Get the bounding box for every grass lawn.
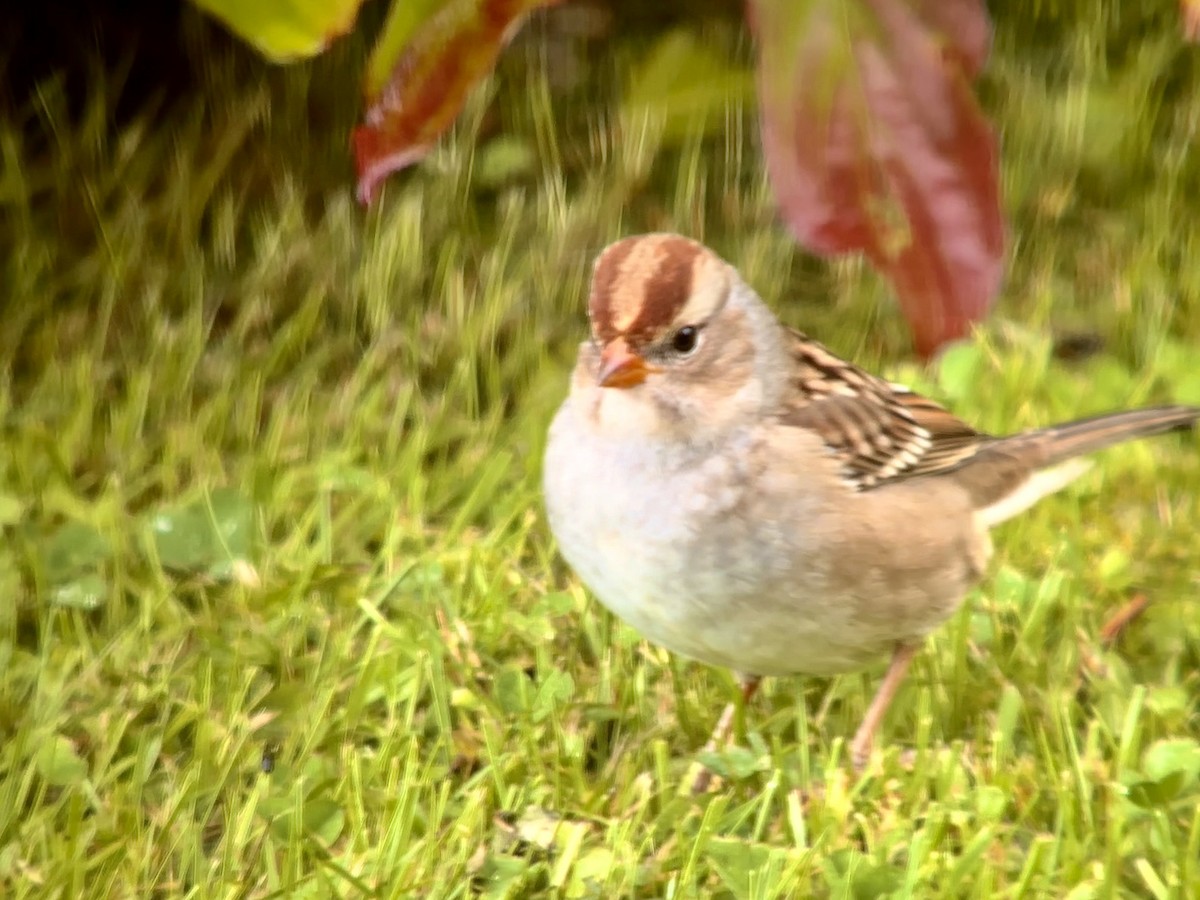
[2,5,1199,897]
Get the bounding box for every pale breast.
[543,393,987,677]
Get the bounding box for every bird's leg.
[687,674,761,794]
[702,673,762,751]
[849,642,918,772]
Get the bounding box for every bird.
[542,232,1199,772]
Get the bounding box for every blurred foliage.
[2,0,1198,343]
[191,0,365,62]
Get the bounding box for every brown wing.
[777,330,989,491]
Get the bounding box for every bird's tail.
[972,405,1199,528]
[1020,405,1200,466]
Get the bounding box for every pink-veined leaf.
[354,0,560,205]
[364,0,445,97]
[191,0,365,63]
[752,0,1004,358]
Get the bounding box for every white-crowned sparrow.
[543,232,1199,771]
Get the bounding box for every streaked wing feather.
[778,330,988,490]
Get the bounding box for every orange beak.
[598,338,657,389]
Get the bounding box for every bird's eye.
[671,326,699,355]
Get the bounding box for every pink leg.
[689,674,762,793]
[849,643,919,771]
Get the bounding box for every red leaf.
[353,0,558,205]
[910,0,991,75]
[753,0,1004,358]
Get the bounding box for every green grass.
[2,5,1200,897]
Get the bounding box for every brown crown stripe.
[588,234,705,345]
[625,237,700,343]
[588,238,640,341]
